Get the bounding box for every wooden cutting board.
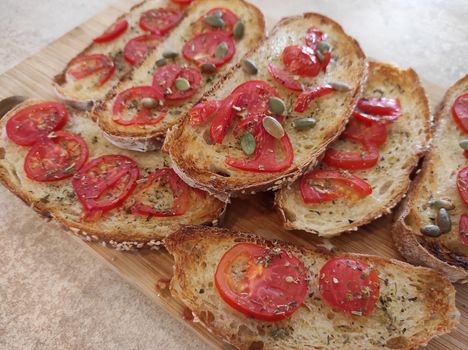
[0,0,465,349]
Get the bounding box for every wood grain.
[0,0,465,349]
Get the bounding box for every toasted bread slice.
[393,75,468,283]
[165,13,367,201]
[54,0,180,110]
[276,62,431,237]
[0,99,225,250]
[165,226,459,350]
[93,0,265,151]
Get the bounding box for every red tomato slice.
[452,93,468,133]
[72,155,139,219]
[300,169,372,204]
[323,142,380,170]
[24,131,88,182]
[194,8,239,35]
[66,54,115,86]
[188,100,221,125]
[305,27,326,49]
[182,32,235,67]
[171,0,192,5]
[139,8,183,36]
[459,214,468,247]
[283,45,321,77]
[319,257,380,316]
[152,64,202,101]
[209,81,279,144]
[354,98,401,124]
[294,85,335,113]
[214,243,308,321]
[124,34,160,65]
[267,64,302,92]
[457,166,468,205]
[342,117,388,147]
[6,102,68,146]
[131,168,189,217]
[225,114,294,173]
[93,19,128,43]
[112,86,166,126]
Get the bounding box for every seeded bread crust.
[0,99,226,250]
[276,62,431,237]
[53,0,175,111]
[165,225,459,350]
[93,0,265,152]
[165,13,367,201]
[393,75,468,283]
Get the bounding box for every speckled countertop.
[0,1,466,349]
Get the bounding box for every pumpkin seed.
[316,50,325,62]
[162,51,178,59]
[213,11,223,18]
[428,198,455,210]
[240,132,256,155]
[317,41,331,52]
[268,97,285,115]
[329,81,352,92]
[201,62,217,74]
[242,59,258,75]
[233,21,245,40]
[437,208,452,233]
[459,139,468,150]
[156,58,167,67]
[420,224,441,237]
[175,77,191,91]
[141,97,157,108]
[204,15,225,28]
[215,42,229,58]
[262,116,285,139]
[293,117,317,131]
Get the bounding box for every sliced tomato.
[6,102,68,146]
[226,114,294,172]
[112,86,166,126]
[354,98,401,124]
[342,117,388,147]
[24,131,88,182]
[171,0,192,5]
[139,8,183,36]
[72,155,139,219]
[300,169,372,204]
[323,142,380,170]
[182,32,235,67]
[152,64,202,101]
[267,64,302,92]
[210,81,278,144]
[194,8,239,35]
[124,34,160,65]
[452,93,468,133]
[66,54,115,86]
[457,167,468,205]
[459,214,468,247]
[214,243,308,321]
[283,45,321,77]
[305,27,326,49]
[294,85,335,113]
[131,168,189,217]
[93,19,128,43]
[319,257,380,316]
[188,100,221,125]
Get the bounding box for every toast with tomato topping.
[393,75,468,283]
[93,0,265,151]
[0,99,225,249]
[165,13,367,201]
[165,226,459,350]
[276,62,431,237]
[54,0,186,110]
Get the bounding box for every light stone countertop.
[0,1,466,349]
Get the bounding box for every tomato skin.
[124,34,160,65]
[354,98,401,124]
[188,100,221,125]
[93,19,128,43]
[194,8,239,35]
[300,169,372,204]
[342,118,388,147]
[6,102,68,146]
[152,64,202,101]
[182,32,235,67]
[283,45,321,77]
[214,243,308,321]
[459,214,468,247]
[452,93,468,133]
[457,167,468,205]
[171,0,192,5]
[294,85,335,113]
[267,64,302,92]
[66,54,115,86]
[139,8,183,36]
[323,142,380,170]
[319,258,380,316]
[24,131,88,182]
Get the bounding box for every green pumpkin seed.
[240,132,256,155]
[233,21,245,40]
[268,97,285,115]
[428,198,455,210]
[459,139,468,150]
[213,11,223,18]
[262,116,285,139]
[316,50,325,62]
[293,117,317,131]
[162,51,178,59]
[329,81,352,92]
[420,224,441,237]
[141,97,157,108]
[317,41,331,52]
[175,77,191,91]
[215,42,229,58]
[156,58,167,67]
[242,59,258,75]
[201,63,217,74]
[437,208,452,233]
[204,15,225,28]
